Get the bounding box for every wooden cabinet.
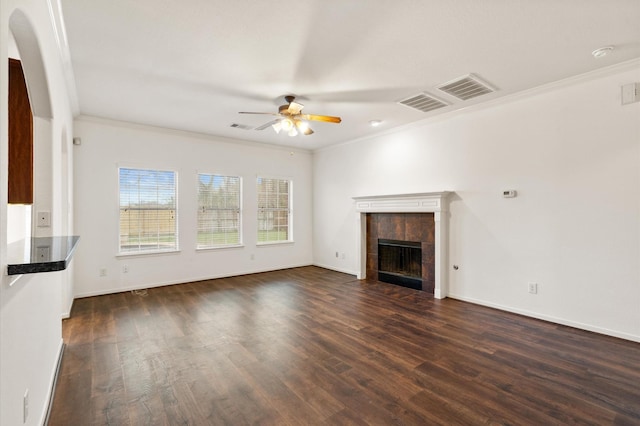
[8,58,33,204]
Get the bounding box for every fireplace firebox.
[378,239,422,290]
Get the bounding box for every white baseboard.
[42,339,65,426]
[61,298,74,319]
[448,293,640,343]
[312,262,359,277]
[73,263,315,299]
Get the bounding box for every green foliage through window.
[257,177,291,243]
[197,174,241,248]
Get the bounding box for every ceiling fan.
[239,95,341,136]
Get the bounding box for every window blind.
[119,167,177,253]
[197,174,241,248]
[257,177,291,243]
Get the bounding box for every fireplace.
[353,192,451,298]
[378,239,422,290]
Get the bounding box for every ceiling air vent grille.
[438,74,495,100]
[230,123,253,130]
[398,92,449,113]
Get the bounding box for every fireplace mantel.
[353,192,451,299]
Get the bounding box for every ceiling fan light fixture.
[239,95,340,138]
[281,118,294,132]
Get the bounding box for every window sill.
[116,249,181,258]
[196,244,245,252]
[256,241,295,247]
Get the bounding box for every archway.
[9,9,53,119]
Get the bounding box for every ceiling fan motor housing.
[279,104,290,114]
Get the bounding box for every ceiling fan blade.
[255,119,280,131]
[239,111,280,116]
[287,101,304,115]
[301,114,342,124]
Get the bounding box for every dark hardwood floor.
[48,266,640,425]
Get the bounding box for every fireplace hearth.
[378,239,422,290]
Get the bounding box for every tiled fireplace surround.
[353,192,450,298]
[366,213,436,293]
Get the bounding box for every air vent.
[398,92,449,113]
[437,74,496,101]
[230,123,253,130]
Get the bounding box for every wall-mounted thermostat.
[503,190,517,198]
[622,82,640,105]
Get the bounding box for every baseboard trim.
[61,298,74,319]
[42,340,65,426]
[448,293,640,343]
[73,263,315,299]
[312,262,359,276]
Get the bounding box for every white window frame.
[256,176,293,245]
[196,173,243,249]
[118,167,179,255]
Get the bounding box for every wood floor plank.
[48,266,640,425]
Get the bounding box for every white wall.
[1,1,76,425]
[73,117,314,297]
[313,63,640,342]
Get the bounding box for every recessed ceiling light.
[369,120,383,127]
[592,46,614,58]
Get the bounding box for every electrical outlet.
[23,389,29,423]
[36,246,50,261]
[250,254,255,260]
[99,268,107,277]
[37,211,51,227]
[341,253,346,260]
[122,264,129,273]
[528,282,538,294]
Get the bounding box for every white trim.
[46,0,79,115]
[353,192,451,299]
[61,297,74,319]
[116,249,181,258]
[72,263,314,298]
[313,262,359,276]
[256,241,295,247]
[196,244,244,252]
[317,58,640,154]
[40,339,65,426]
[117,166,179,255]
[353,191,450,213]
[448,293,640,343]
[76,114,313,154]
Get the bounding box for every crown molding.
[317,58,640,153]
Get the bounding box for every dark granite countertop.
[7,236,80,275]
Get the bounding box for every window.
[119,167,177,253]
[197,174,241,248]
[257,177,291,243]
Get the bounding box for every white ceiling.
[61,0,640,150]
